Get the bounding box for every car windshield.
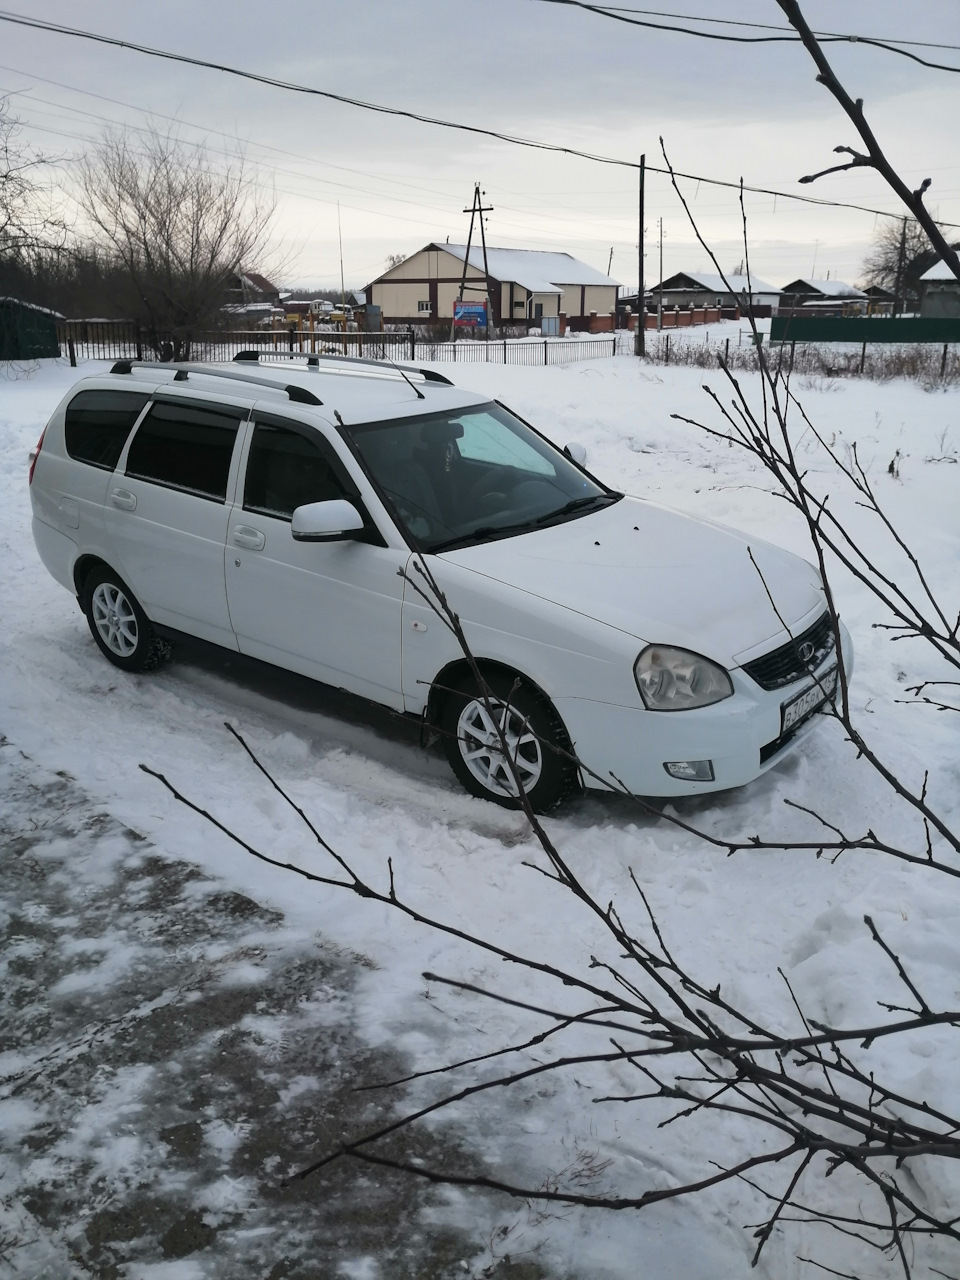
[345,402,619,552]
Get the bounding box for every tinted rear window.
[64,390,149,470]
[126,400,244,501]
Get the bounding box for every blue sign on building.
[453,301,488,326]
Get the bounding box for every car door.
[224,411,407,709]
[106,392,246,648]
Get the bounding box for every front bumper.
[556,620,853,797]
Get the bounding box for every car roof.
[91,353,490,424]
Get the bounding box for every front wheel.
[440,671,578,812]
[83,567,171,673]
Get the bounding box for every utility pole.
[452,183,495,342]
[635,153,645,357]
[892,217,907,317]
[657,217,663,332]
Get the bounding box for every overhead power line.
[0,7,957,230]
[533,0,960,72]
[589,6,960,52]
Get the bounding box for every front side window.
[126,400,243,501]
[243,422,356,520]
[346,402,618,552]
[65,389,149,470]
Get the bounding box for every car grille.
[741,611,835,691]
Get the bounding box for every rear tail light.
[28,428,46,486]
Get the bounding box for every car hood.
[439,496,823,667]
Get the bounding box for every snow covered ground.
[1,354,958,1278]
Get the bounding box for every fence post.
[790,340,796,375]
[67,336,77,368]
[503,339,507,364]
[942,343,949,378]
[859,341,867,375]
[135,324,143,362]
[724,337,729,365]
[544,339,548,367]
[665,335,671,365]
[409,328,415,361]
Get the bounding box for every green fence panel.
[770,316,960,344]
[0,298,61,360]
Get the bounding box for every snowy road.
[2,356,959,1278]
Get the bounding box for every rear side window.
[126,400,244,501]
[64,390,149,470]
[244,422,357,519]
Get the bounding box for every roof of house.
[656,270,780,296]
[780,278,866,298]
[0,296,64,318]
[427,244,620,294]
[240,272,280,295]
[920,260,960,282]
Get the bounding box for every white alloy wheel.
[455,695,543,798]
[90,581,139,658]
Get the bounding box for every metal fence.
[56,320,628,368]
[414,335,624,365]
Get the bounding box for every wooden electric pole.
[635,153,645,357]
[452,183,495,341]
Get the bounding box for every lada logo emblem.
[798,640,816,664]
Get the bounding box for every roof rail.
[233,349,454,386]
[109,359,323,406]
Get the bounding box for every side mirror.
[291,499,365,542]
[563,442,587,466]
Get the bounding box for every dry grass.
[645,335,959,388]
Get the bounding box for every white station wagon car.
[30,353,851,810]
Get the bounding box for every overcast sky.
[3,1,958,290]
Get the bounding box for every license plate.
[781,666,838,733]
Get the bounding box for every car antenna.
[333,409,347,427]
[383,353,425,400]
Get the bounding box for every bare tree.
[860,219,959,313]
[0,96,65,269]
[78,126,275,359]
[776,0,960,286]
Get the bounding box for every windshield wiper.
[428,519,541,554]
[534,492,621,524]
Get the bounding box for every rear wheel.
[440,671,577,811]
[82,567,171,673]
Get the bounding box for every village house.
[778,278,867,314]
[919,259,960,319]
[366,243,620,329]
[648,271,781,316]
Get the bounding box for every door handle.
[110,488,137,511]
[232,525,265,550]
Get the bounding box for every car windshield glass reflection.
[347,402,618,552]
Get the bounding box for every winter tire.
[440,670,578,812]
[83,567,171,673]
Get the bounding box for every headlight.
[634,645,734,711]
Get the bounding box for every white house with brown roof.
[366,243,619,327]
